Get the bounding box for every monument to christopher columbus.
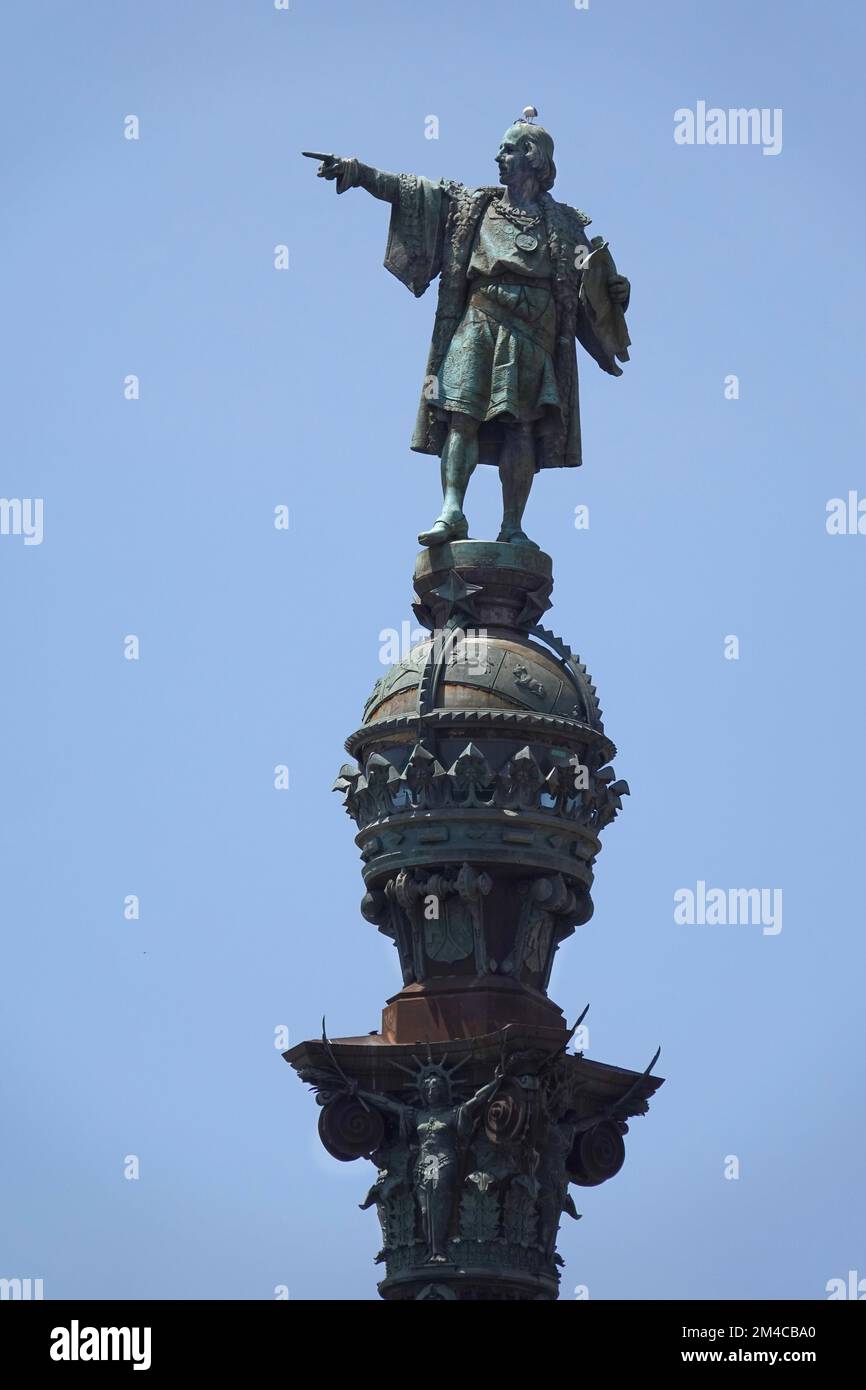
[285,111,662,1301]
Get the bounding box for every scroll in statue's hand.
[607,274,630,306]
[581,241,632,370]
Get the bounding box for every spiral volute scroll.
[318,1095,385,1162]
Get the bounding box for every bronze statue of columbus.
[305,110,631,549]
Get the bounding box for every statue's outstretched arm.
[353,1086,405,1117]
[305,152,400,203]
[461,1067,504,1121]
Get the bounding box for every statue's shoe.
[418,515,469,547]
[496,526,540,550]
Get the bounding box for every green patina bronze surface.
[287,115,661,1302]
[304,114,631,548]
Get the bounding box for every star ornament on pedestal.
[429,571,483,623]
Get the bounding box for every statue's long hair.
[511,121,557,192]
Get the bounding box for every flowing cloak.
[380,174,626,469]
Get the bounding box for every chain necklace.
[491,196,544,252]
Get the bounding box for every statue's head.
[422,1074,448,1107]
[496,121,556,193]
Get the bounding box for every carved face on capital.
[423,1075,447,1107]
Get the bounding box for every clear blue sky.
[1,0,864,1301]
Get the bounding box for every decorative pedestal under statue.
[285,542,662,1301]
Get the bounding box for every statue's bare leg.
[418,413,478,547]
[497,422,539,548]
